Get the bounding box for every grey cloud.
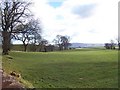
[72,4,96,18]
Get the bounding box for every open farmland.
[2,48,118,88]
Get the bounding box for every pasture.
[2,48,118,88]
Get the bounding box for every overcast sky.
[15,0,118,44]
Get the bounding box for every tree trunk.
[59,44,62,51]
[2,31,10,55]
[44,46,47,52]
[23,43,27,52]
[64,44,68,50]
[25,45,27,52]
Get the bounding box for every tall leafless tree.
[61,36,71,50]
[13,19,42,52]
[53,35,63,50]
[53,35,71,50]
[37,39,48,52]
[0,0,32,54]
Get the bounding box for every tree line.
[11,34,71,52]
[104,39,120,50]
[0,0,71,55]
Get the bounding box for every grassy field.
[2,48,118,88]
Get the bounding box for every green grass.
[2,48,118,88]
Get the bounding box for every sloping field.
[2,48,118,88]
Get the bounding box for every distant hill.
[70,43,104,48]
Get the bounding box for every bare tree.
[110,40,115,49]
[38,39,48,52]
[13,19,42,51]
[0,0,32,54]
[53,35,71,50]
[53,35,63,50]
[61,36,71,50]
